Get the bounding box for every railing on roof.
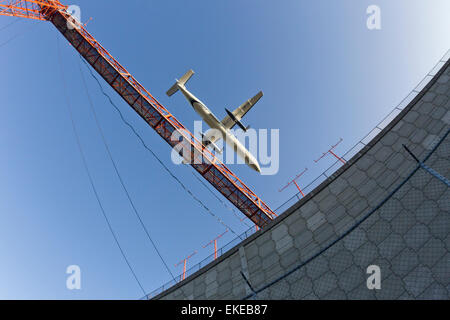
[143,48,450,300]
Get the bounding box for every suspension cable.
[0,21,33,48]
[191,170,252,228]
[0,17,20,32]
[57,36,146,295]
[79,56,242,240]
[78,60,176,281]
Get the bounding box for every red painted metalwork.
[293,180,305,197]
[0,0,66,21]
[314,138,346,164]
[279,167,308,197]
[329,149,346,164]
[0,0,276,228]
[175,251,197,281]
[202,229,228,260]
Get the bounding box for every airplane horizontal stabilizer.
[166,69,195,97]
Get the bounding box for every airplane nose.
[250,163,262,173]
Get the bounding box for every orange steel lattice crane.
[0,0,276,227]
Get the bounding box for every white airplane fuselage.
[176,84,261,173]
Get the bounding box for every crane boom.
[0,0,66,21]
[0,0,276,227]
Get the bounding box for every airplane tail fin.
[166,69,194,97]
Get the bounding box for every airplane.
[167,69,263,173]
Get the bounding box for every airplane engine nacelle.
[199,132,223,154]
[225,108,249,132]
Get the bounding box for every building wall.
[154,60,450,300]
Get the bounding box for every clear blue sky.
[0,0,449,299]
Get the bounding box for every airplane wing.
[221,91,263,130]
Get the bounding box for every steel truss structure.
[0,0,276,227]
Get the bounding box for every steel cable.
[79,56,242,240]
[57,36,147,295]
[78,61,176,282]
